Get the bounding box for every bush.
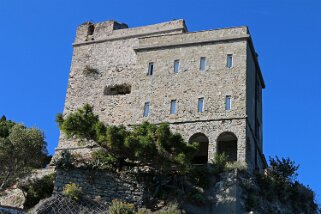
[256,174,275,202]
[189,166,211,188]
[52,150,74,170]
[108,199,135,214]
[157,203,184,214]
[20,173,56,209]
[254,157,319,213]
[91,149,118,170]
[190,192,206,204]
[241,179,260,211]
[211,153,228,174]
[56,104,100,141]
[225,161,247,172]
[63,183,82,201]
[137,203,184,214]
[269,156,299,182]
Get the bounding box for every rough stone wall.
[169,119,246,163]
[133,40,247,124]
[136,26,248,49]
[54,169,143,206]
[0,168,55,210]
[0,188,25,209]
[55,19,265,170]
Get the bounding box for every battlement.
[74,19,187,45]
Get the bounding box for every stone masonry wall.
[133,40,247,124]
[54,169,144,206]
[170,119,247,163]
[55,19,265,171]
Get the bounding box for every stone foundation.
[54,169,144,206]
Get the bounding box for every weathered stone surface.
[0,188,25,209]
[54,19,266,172]
[54,169,143,206]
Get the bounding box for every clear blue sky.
[0,0,320,204]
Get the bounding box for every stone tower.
[55,19,266,172]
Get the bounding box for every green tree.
[268,156,299,182]
[0,116,49,190]
[56,105,199,173]
[56,104,100,141]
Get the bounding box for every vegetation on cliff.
[19,173,56,209]
[243,156,319,213]
[54,104,246,208]
[55,104,320,213]
[0,115,51,190]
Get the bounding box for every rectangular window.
[200,57,206,71]
[174,60,180,73]
[227,54,233,68]
[147,62,154,76]
[198,97,204,112]
[143,102,150,117]
[170,100,177,114]
[225,96,231,110]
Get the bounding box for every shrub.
[56,104,100,141]
[21,173,56,209]
[241,180,260,211]
[157,203,184,214]
[244,192,259,212]
[63,183,82,201]
[190,192,206,204]
[137,203,184,214]
[225,161,248,172]
[91,149,118,170]
[268,156,299,182]
[190,166,211,188]
[211,153,228,174]
[108,199,135,214]
[52,150,74,170]
[256,173,276,202]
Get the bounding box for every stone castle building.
[55,19,267,172]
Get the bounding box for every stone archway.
[189,133,209,165]
[217,132,237,162]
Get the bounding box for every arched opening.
[189,133,209,165]
[217,132,237,162]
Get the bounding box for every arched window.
[189,133,209,165]
[217,132,237,162]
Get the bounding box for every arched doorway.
[217,132,237,162]
[189,133,209,165]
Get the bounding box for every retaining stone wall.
[54,169,144,206]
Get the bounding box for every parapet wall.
[74,19,187,45]
[135,26,249,50]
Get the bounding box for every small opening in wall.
[83,65,98,76]
[88,24,95,36]
[104,84,131,95]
